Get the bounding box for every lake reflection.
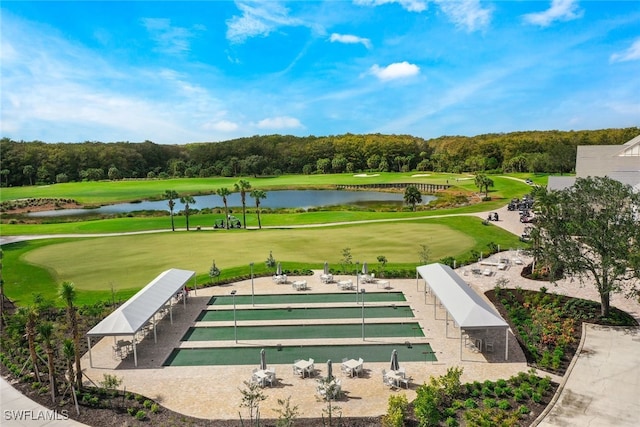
[28,190,436,217]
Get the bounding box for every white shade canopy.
[87,268,195,337]
[416,263,507,329]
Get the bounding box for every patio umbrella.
[277,262,282,276]
[260,348,267,370]
[326,359,333,381]
[324,262,329,275]
[390,349,399,371]
[362,262,369,274]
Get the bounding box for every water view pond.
[29,190,436,217]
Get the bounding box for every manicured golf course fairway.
[164,343,436,366]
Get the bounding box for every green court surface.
[196,305,415,322]
[208,291,406,306]
[182,322,425,341]
[164,343,436,366]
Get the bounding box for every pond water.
[28,190,436,217]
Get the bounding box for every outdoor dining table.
[376,280,391,289]
[341,359,362,377]
[320,273,333,283]
[338,280,353,290]
[292,280,307,291]
[293,359,314,377]
[253,369,274,387]
[386,370,410,389]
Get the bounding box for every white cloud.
[329,33,372,49]
[256,116,303,129]
[354,0,428,13]
[203,120,239,132]
[226,1,304,44]
[610,39,640,63]
[369,61,420,81]
[522,0,583,27]
[141,18,203,54]
[434,0,492,32]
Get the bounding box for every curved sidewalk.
[1,378,89,426]
[536,324,640,427]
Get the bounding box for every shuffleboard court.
[182,322,424,341]
[164,343,436,366]
[196,305,415,321]
[208,291,406,306]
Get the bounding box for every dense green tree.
[532,177,640,317]
[474,174,494,198]
[316,158,331,174]
[234,180,252,229]
[22,165,35,185]
[179,195,196,231]
[403,186,422,211]
[250,189,267,229]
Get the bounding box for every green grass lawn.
[3,216,523,305]
[1,172,533,307]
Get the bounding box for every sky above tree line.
[1,1,639,145]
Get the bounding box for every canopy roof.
[87,268,195,337]
[416,263,508,329]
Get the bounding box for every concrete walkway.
[1,378,89,426]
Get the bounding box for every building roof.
[87,268,195,337]
[416,263,508,329]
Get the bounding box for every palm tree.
[474,174,494,198]
[234,180,252,229]
[403,186,423,211]
[164,190,179,231]
[250,189,267,229]
[59,281,81,391]
[37,321,57,402]
[21,305,42,383]
[179,195,196,231]
[216,187,232,229]
[61,338,75,392]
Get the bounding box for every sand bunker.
[353,173,380,177]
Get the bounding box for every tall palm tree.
[179,195,196,231]
[37,321,57,402]
[474,174,494,198]
[250,189,267,229]
[234,180,252,229]
[21,305,42,383]
[403,186,423,212]
[216,187,231,229]
[164,190,179,231]
[59,281,81,390]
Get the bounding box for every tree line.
[1,127,638,187]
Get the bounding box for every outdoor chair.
[355,358,364,377]
[485,340,494,353]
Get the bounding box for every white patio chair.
[355,358,364,377]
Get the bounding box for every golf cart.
[214,216,242,229]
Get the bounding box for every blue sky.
[1,1,639,144]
